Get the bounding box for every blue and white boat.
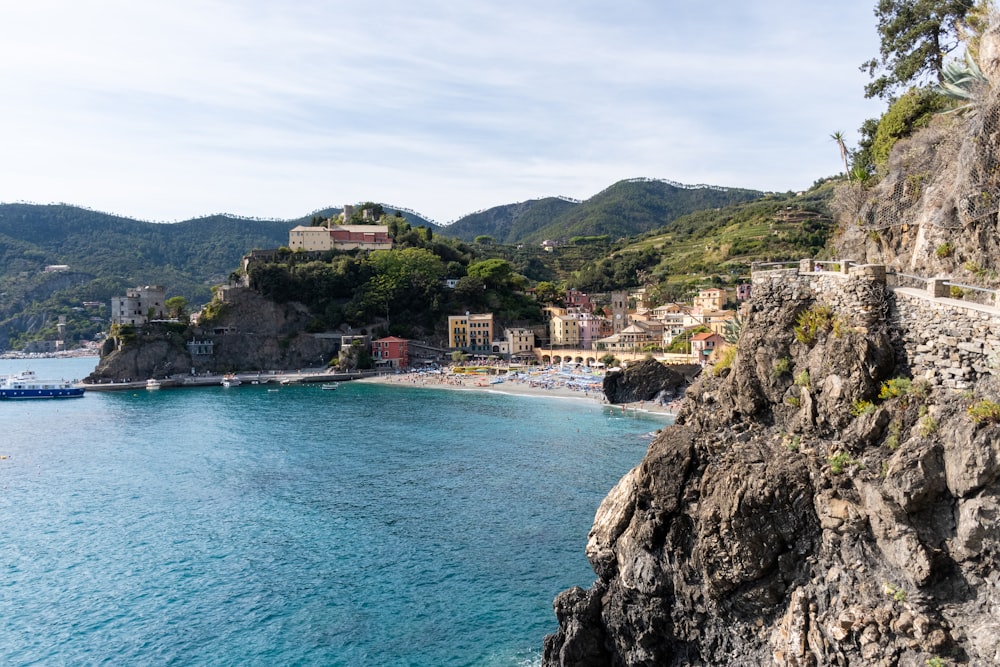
[0,370,85,399]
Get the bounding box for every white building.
[111,286,167,327]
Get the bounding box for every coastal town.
[89,207,746,375]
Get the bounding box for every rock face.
[602,360,700,404]
[544,271,1000,666]
[88,286,340,381]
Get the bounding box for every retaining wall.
[751,264,999,390]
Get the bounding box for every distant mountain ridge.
[440,178,764,244]
[0,176,767,349]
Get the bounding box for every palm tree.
[831,131,850,176]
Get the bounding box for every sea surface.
[0,358,670,666]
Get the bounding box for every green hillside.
[439,197,579,244]
[439,179,763,245]
[0,204,297,348]
[565,181,838,293]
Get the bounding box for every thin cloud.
[0,1,886,224]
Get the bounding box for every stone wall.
[751,264,999,390]
[892,291,1000,389]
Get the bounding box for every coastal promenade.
[82,368,372,392]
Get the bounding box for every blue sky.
[0,1,886,224]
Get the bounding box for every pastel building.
[373,336,409,368]
[690,331,725,365]
[448,313,494,354]
[492,328,535,359]
[693,288,727,312]
[549,315,581,348]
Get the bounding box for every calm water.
[0,358,668,666]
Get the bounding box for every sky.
[0,1,887,225]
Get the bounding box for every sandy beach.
[357,368,679,418]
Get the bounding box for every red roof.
[690,332,721,341]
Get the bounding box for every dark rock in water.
[602,359,700,404]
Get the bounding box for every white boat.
[146,379,162,391]
[222,375,242,388]
[321,383,338,391]
[0,370,85,399]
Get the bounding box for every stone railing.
[751,259,999,389]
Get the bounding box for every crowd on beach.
[365,364,681,416]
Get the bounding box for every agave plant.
[722,314,745,344]
[937,51,989,114]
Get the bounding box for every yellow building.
[448,313,494,354]
[549,315,581,347]
[693,287,727,312]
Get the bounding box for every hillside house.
[565,289,593,312]
[690,331,725,366]
[693,287,727,312]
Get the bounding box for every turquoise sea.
[0,357,668,666]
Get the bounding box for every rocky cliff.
[544,265,1000,666]
[88,286,340,381]
[544,26,1000,667]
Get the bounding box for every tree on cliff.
[861,0,976,100]
[165,296,188,322]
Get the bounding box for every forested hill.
[0,204,295,293]
[439,179,764,244]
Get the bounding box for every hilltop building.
[111,286,166,327]
[288,224,392,251]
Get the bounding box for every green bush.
[712,345,737,376]
[878,378,912,400]
[829,452,855,475]
[772,357,792,377]
[968,400,1000,425]
[935,242,953,258]
[851,399,876,416]
[794,370,811,387]
[870,88,947,169]
[794,305,835,345]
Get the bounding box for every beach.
[357,367,679,418]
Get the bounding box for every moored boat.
[321,383,338,391]
[0,370,85,399]
[146,378,162,391]
[222,374,242,387]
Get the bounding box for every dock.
[82,369,373,392]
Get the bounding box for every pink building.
[565,289,593,312]
[372,336,409,368]
[690,331,725,366]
